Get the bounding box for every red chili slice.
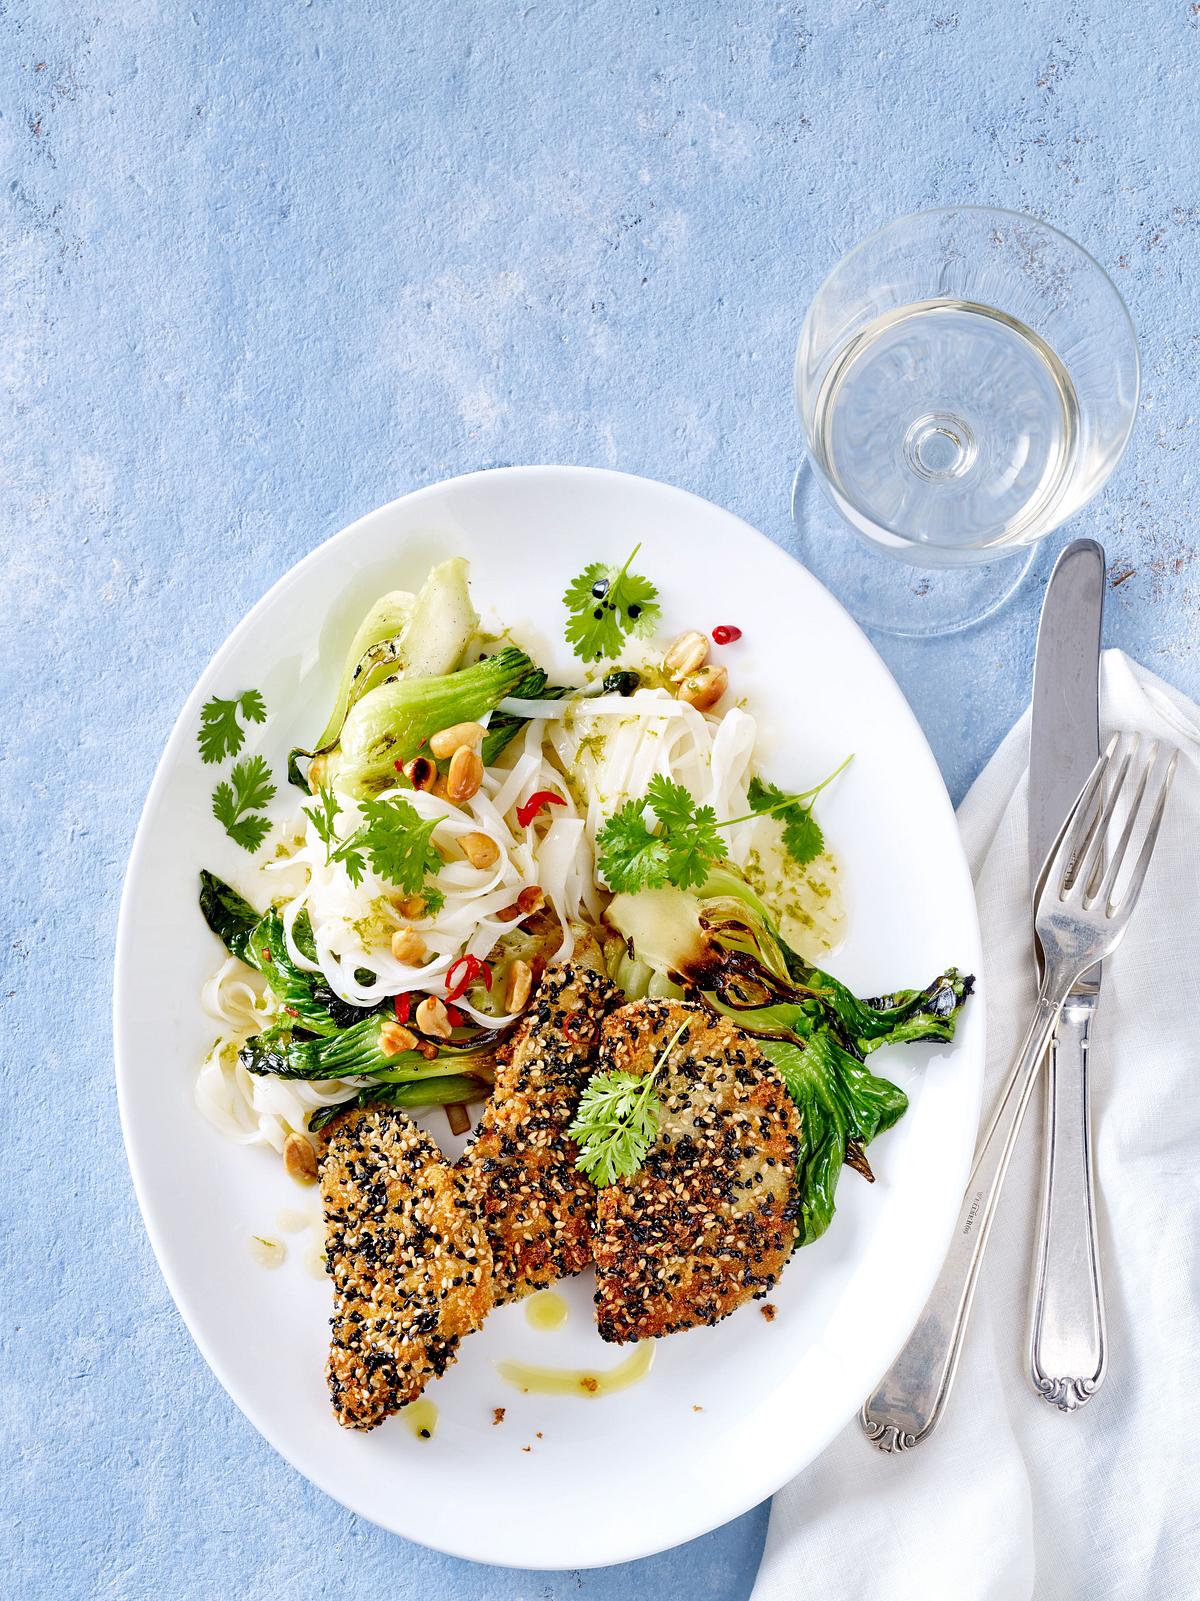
[445,1003,464,1028]
[711,624,742,644]
[393,994,412,1023]
[445,954,493,1002]
[517,789,567,828]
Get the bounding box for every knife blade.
[1026,536,1107,1410]
[1029,541,1105,893]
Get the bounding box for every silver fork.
[860,732,1178,1452]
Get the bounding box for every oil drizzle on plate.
[403,1399,438,1440]
[524,1289,569,1331]
[248,1235,286,1269]
[496,1341,655,1398]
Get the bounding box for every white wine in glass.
[793,209,1139,636]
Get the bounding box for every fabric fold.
[750,651,1200,1601]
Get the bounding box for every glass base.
[789,463,1038,638]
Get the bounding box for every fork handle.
[860,984,1068,1452]
[1027,997,1107,1410]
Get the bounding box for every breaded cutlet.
[319,1106,493,1430]
[457,962,621,1303]
[591,998,800,1343]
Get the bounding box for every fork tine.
[1076,735,1138,900]
[1044,739,1116,901]
[1093,740,1157,909]
[1108,748,1179,917]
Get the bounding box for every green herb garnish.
[570,1017,691,1186]
[212,754,277,852]
[596,760,851,892]
[745,755,852,869]
[563,545,661,663]
[198,689,267,764]
[597,775,728,892]
[303,784,343,863]
[307,789,445,909]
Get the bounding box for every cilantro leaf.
[212,754,277,852]
[596,797,670,892]
[239,689,267,725]
[198,689,267,764]
[645,775,726,889]
[641,774,696,832]
[563,545,661,663]
[597,776,729,892]
[747,775,823,866]
[570,1070,660,1186]
[332,839,367,887]
[780,808,823,866]
[325,794,445,900]
[745,758,851,869]
[356,796,442,891]
[570,1017,691,1185]
[304,785,342,861]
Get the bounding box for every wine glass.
[792,207,1139,637]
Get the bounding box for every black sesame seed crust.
[591,999,801,1344]
[318,1107,494,1430]
[457,963,622,1304]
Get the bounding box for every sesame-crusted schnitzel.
[457,962,621,1303]
[319,1106,493,1430]
[590,998,800,1343]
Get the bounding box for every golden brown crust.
[319,1107,493,1430]
[456,963,621,1303]
[591,999,800,1343]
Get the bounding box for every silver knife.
[1026,537,1107,1410]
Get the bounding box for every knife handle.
[1027,995,1107,1410]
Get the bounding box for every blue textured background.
[4,2,1198,1597]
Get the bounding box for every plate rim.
[113,464,985,1569]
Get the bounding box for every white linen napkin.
[750,651,1200,1601]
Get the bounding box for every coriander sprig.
[597,775,726,893]
[304,784,445,909]
[595,759,851,892]
[741,755,853,869]
[198,689,267,764]
[212,754,277,852]
[563,545,661,663]
[570,1016,691,1186]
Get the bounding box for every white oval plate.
[115,467,984,1570]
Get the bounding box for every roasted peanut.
[416,995,454,1040]
[663,630,709,682]
[497,884,545,921]
[446,745,484,803]
[460,831,500,870]
[675,663,728,711]
[392,894,428,920]
[379,1019,418,1056]
[390,927,427,964]
[429,721,486,760]
[282,1133,318,1185]
[505,958,533,1012]
[403,754,438,791]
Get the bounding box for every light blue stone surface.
[4,2,1198,1596]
